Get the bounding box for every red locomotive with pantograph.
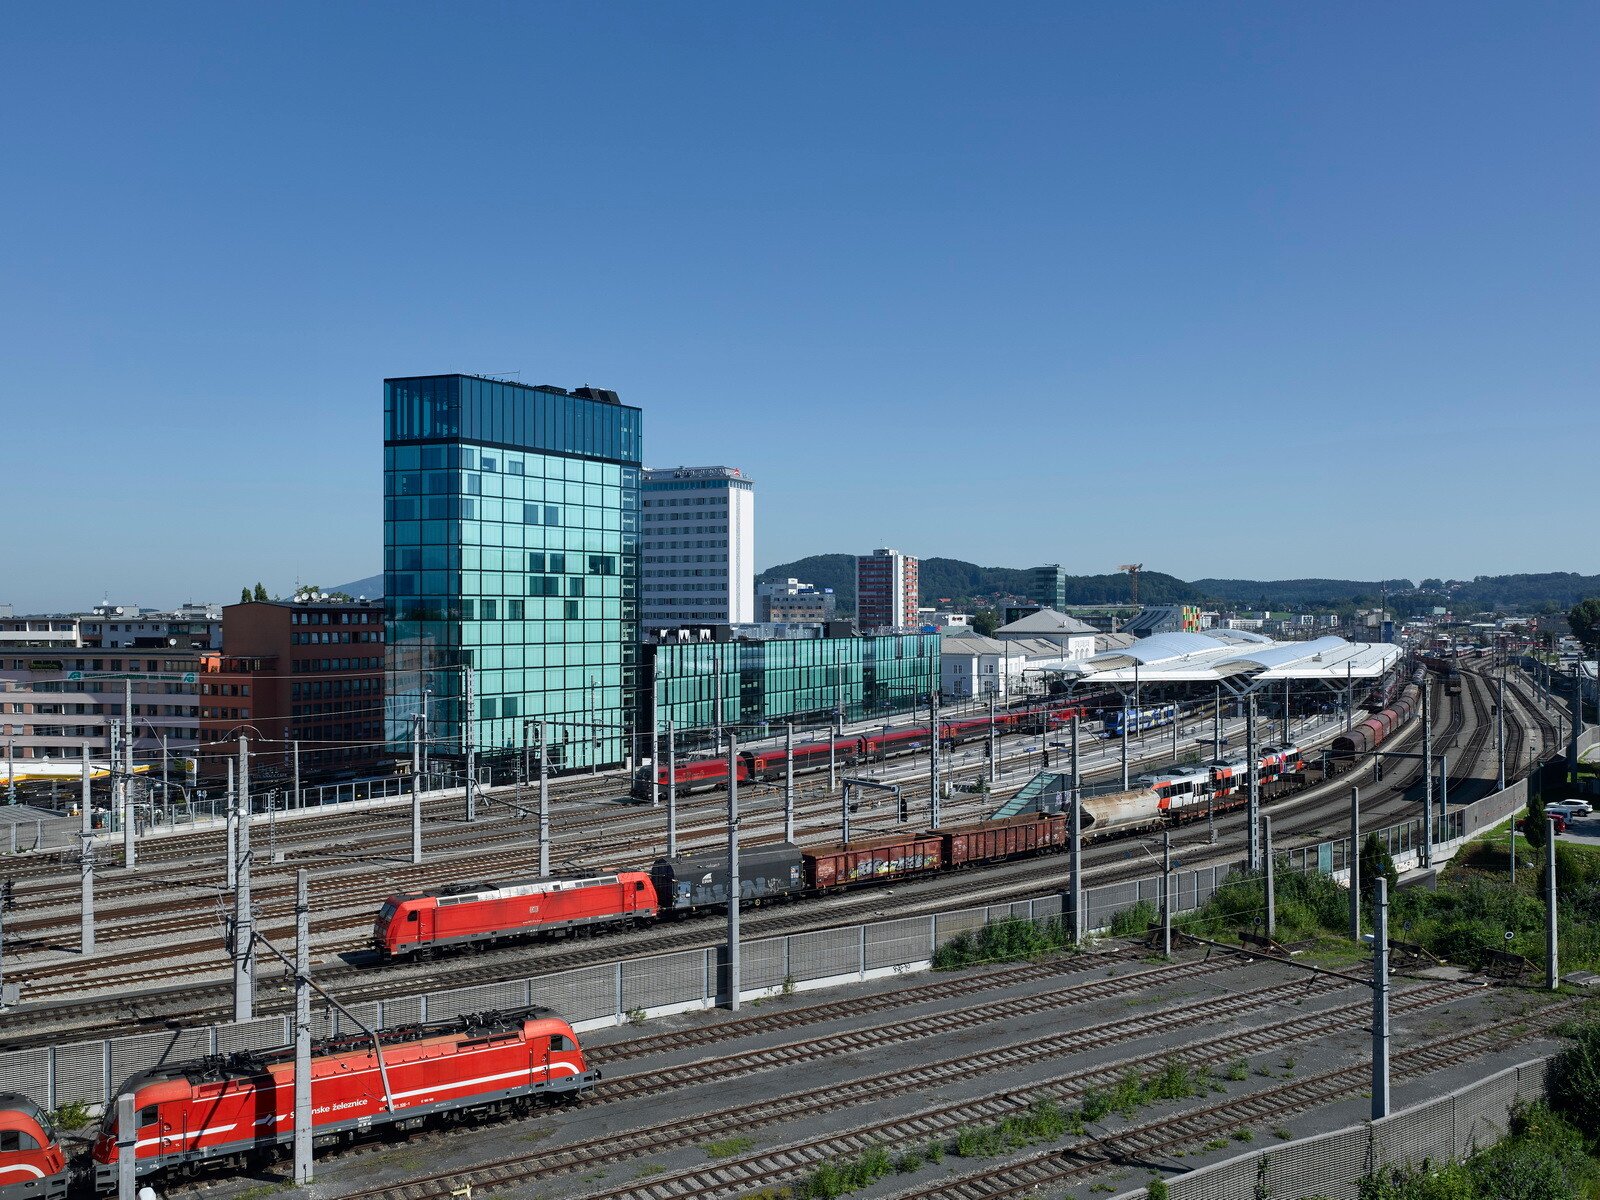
[91,1008,594,1191]
[375,871,657,959]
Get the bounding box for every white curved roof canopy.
[1055,633,1403,685]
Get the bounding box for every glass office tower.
[384,375,642,771]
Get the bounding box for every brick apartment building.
[198,598,386,781]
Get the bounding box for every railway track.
[0,691,1504,1044]
[324,974,1535,1200]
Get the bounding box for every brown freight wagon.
[803,834,944,891]
[941,813,1069,867]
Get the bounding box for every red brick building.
[198,598,386,781]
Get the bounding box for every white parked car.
[1546,800,1591,821]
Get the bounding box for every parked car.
[1519,813,1569,835]
[1546,801,1590,822]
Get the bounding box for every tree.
[972,609,1000,637]
[1359,833,1397,906]
[240,586,251,604]
[1568,597,1600,656]
[1523,793,1548,851]
[253,582,269,602]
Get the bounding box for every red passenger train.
[632,697,1105,800]
[91,1008,595,1191]
[0,1094,68,1200]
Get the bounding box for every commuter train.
[90,1008,595,1191]
[1102,703,1181,739]
[375,742,1304,958]
[631,697,1109,801]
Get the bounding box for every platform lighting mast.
[1118,564,1144,605]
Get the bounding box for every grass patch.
[704,1135,756,1159]
[795,1062,1208,1198]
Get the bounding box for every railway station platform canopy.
[1045,631,1404,698]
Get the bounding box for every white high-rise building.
[640,466,756,628]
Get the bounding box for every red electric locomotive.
[92,1008,595,1191]
[375,871,658,958]
[0,1094,68,1200]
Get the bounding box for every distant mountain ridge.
[757,557,1599,616]
[336,560,1600,616]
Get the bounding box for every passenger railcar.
[0,1094,68,1200]
[1102,704,1180,739]
[92,1009,594,1191]
[375,871,657,958]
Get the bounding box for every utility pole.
[1213,684,1222,761]
[1161,827,1173,959]
[784,722,795,843]
[1422,682,1433,868]
[226,756,236,890]
[292,740,300,811]
[1263,814,1276,940]
[1247,696,1260,871]
[1346,661,1354,731]
[161,733,169,818]
[115,719,136,870]
[1069,715,1082,943]
[233,736,254,1022]
[727,731,741,1012]
[4,735,11,805]
[1120,703,1130,790]
[929,686,941,828]
[1570,669,1583,780]
[829,730,837,794]
[464,665,476,821]
[537,720,550,877]
[410,714,423,865]
[293,868,313,1185]
[116,1093,136,1200]
[1349,786,1362,942]
[80,745,94,955]
[1497,670,1507,791]
[1282,679,1290,746]
[1439,754,1449,835]
[841,780,851,844]
[1547,818,1560,991]
[1371,876,1390,1120]
[666,719,678,858]
[650,686,660,809]
[988,691,998,785]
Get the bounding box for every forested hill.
[757,557,1600,616]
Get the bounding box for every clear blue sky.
[3,4,1596,612]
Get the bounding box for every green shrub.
[933,916,1072,969]
[51,1101,92,1131]
[1109,900,1160,938]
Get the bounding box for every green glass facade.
[647,632,941,750]
[384,375,642,770]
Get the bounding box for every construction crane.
[1118,563,1144,605]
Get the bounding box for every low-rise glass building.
[644,627,940,752]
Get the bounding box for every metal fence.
[0,703,1569,1113]
[1111,1058,1551,1200]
